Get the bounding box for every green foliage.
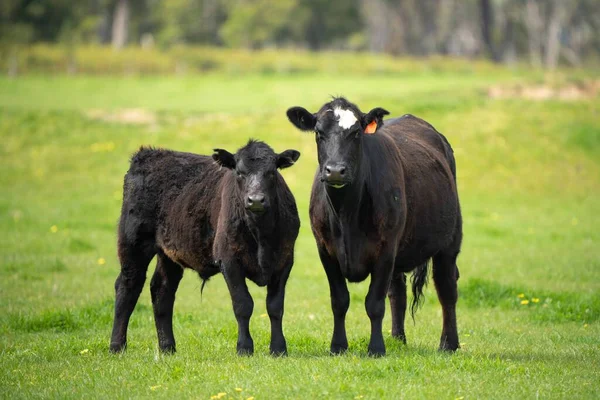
[220,0,300,48]
[4,44,513,75]
[0,63,599,398]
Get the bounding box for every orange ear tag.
[364,121,377,134]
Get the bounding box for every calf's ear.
[286,107,316,131]
[277,149,301,169]
[212,148,236,169]
[362,107,390,134]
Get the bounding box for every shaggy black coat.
[110,140,300,355]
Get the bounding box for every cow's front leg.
[222,263,254,355]
[266,260,293,356]
[318,247,350,354]
[365,250,395,357]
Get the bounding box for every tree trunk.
[111,0,129,50]
[480,0,499,61]
[362,0,389,53]
[525,0,543,67]
[544,0,567,70]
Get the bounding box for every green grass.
[1,66,599,399]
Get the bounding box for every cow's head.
[286,97,388,189]
[212,140,300,214]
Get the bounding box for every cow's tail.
[200,278,208,299]
[410,261,430,320]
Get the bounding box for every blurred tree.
[299,0,362,50]
[220,0,299,48]
[152,0,227,46]
[0,0,598,67]
[111,0,129,49]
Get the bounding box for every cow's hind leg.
[110,238,155,353]
[388,272,407,343]
[432,249,460,351]
[150,253,183,353]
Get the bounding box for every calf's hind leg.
[110,239,155,353]
[388,273,407,343]
[432,250,460,351]
[150,253,183,353]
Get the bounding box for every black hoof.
[109,342,126,353]
[237,346,254,356]
[159,343,176,354]
[330,344,348,355]
[367,344,386,357]
[439,337,459,352]
[270,348,288,357]
[392,332,407,344]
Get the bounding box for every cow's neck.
[324,157,368,221]
[322,161,371,276]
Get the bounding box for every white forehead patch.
[334,107,357,130]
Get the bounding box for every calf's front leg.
[266,261,292,356]
[222,263,254,355]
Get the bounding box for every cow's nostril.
[247,196,254,205]
[339,167,346,175]
[326,166,332,175]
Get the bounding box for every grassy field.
[0,64,599,399]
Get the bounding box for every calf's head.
[286,97,388,188]
[212,140,300,214]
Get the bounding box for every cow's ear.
[286,107,316,131]
[212,148,236,169]
[362,107,389,134]
[276,149,301,169]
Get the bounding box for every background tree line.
[1,0,598,69]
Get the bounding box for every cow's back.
[121,148,224,259]
[382,115,460,268]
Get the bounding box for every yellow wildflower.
[50,225,58,233]
[217,393,227,399]
[98,258,106,265]
[235,388,243,392]
[247,397,255,400]
[79,349,89,355]
[521,299,529,305]
[517,293,525,298]
[532,298,540,303]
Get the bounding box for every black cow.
[286,97,462,356]
[109,140,301,356]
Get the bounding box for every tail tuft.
[200,278,209,300]
[410,261,430,320]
